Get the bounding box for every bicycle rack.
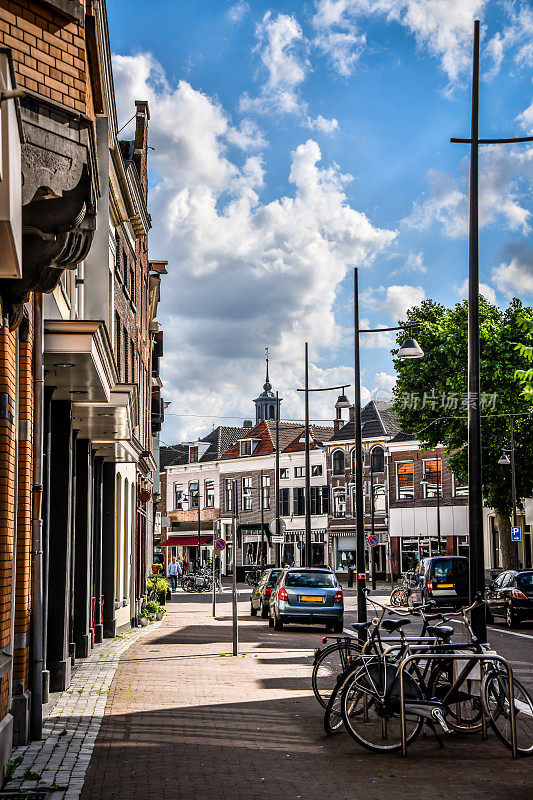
[398,652,518,757]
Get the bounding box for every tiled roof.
[330,401,400,442]
[220,420,310,459]
[283,425,334,452]
[199,426,246,462]
[388,430,416,444]
[160,445,189,469]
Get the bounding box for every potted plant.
[151,563,162,574]
[155,576,170,605]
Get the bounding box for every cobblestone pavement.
[79,589,532,800]
[5,621,161,800]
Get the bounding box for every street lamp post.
[451,19,532,641]
[498,417,519,570]
[275,391,280,568]
[353,267,424,631]
[297,355,350,569]
[370,456,376,590]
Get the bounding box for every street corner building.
[0,0,167,776]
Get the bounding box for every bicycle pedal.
[431,707,453,734]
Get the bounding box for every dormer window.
[239,439,259,456]
[189,445,198,463]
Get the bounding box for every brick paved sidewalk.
[79,591,532,800]
[4,620,162,800]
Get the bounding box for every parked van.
[411,556,469,608]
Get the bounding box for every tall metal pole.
[510,418,518,569]
[275,391,280,568]
[304,343,312,567]
[353,269,367,632]
[197,500,201,571]
[212,520,217,618]
[466,20,486,642]
[260,469,265,567]
[436,455,442,553]
[232,479,238,655]
[31,293,44,739]
[370,460,376,590]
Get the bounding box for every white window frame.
[422,458,442,499]
[204,480,215,508]
[396,461,414,501]
[453,474,468,497]
[242,476,252,511]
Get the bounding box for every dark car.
[485,569,533,628]
[411,556,469,608]
[268,567,344,632]
[250,568,283,619]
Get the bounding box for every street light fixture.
[353,267,425,633]
[498,452,511,466]
[297,349,350,568]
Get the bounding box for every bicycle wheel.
[483,671,533,755]
[389,588,402,607]
[324,681,345,735]
[341,662,424,753]
[312,641,362,708]
[429,663,483,733]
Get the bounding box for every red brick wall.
[0,0,92,115]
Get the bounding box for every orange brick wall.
[13,300,33,689]
[0,0,92,115]
[0,314,17,720]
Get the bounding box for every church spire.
[264,346,271,391]
[254,345,277,423]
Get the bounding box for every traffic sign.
[367,534,379,548]
[215,538,226,551]
[271,535,284,543]
[296,541,304,550]
[269,518,286,536]
[511,526,522,542]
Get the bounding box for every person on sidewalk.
[168,557,181,591]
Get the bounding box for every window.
[261,474,271,510]
[205,480,215,508]
[285,571,336,588]
[279,488,290,516]
[225,479,233,512]
[294,466,304,478]
[311,486,329,515]
[373,485,386,516]
[123,330,129,383]
[189,481,199,508]
[115,312,121,366]
[293,487,305,516]
[189,445,199,463]
[130,267,135,304]
[332,450,345,475]
[130,338,136,382]
[242,477,252,511]
[333,487,346,518]
[422,459,442,498]
[280,467,289,479]
[174,483,184,510]
[240,440,252,456]
[453,474,468,497]
[370,446,385,473]
[396,461,414,500]
[311,464,323,477]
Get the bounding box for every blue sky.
[108,0,533,443]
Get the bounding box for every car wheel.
[333,619,344,633]
[274,614,284,631]
[260,603,269,619]
[268,613,274,628]
[505,604,519,628]
[250,603,257,617]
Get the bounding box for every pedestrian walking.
[167,557,181,591]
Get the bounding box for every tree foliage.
[392,296,533,569]
[514,315,533,402]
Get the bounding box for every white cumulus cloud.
[491,242,533,298]
[228,1,249,24]
[361,284,426,322]
[112,53,396,440]
[455,278,497,305]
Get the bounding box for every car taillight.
[278,586,288,601]
[334,590,343,604]
[512,588,527,599]
[427,580,433,591]
[264,586,272,596]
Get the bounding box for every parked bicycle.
[389,572,414,607]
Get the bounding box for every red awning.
[159,535,213,547]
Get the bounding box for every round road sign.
[367,534,379,547]
[215,538,226,551]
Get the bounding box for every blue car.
[268,567,344,632]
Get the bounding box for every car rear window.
[285,571,336,588]
[517,573,533,590]
[431,558,468,581]
[268,570,282,584]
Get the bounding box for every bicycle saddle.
[427,625,454,640]
[350,621,372,631]
[382,618,411,632]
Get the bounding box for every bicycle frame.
[398,652,518,757]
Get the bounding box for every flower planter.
[139,616,149,627]
[155,612,164,621]
[158,591,167,606]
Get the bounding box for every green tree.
[392,296,533,569]
[514,315,533,402]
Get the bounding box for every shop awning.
[159,535,213,547]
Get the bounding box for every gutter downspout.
[30,293,43,739]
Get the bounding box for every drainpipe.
[30,293,44,739]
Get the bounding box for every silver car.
[268,567,344,632]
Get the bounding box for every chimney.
[334,418,342,434]
[243,420,253,428]
[349,404,355,422]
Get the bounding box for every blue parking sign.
[511,526,522,542]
